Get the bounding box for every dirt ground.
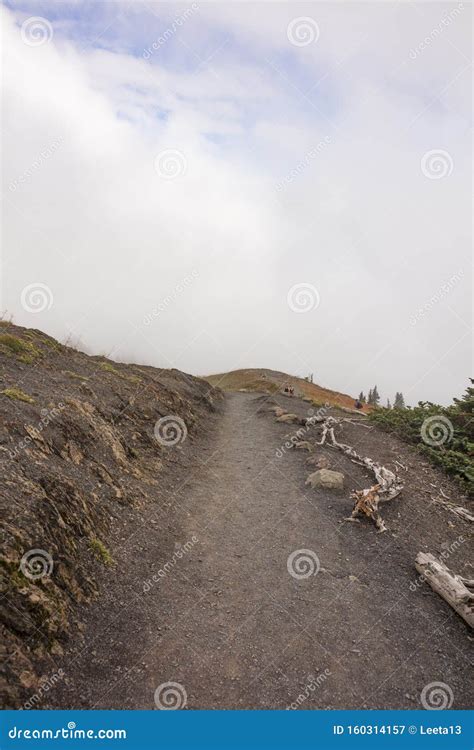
[48,392,473,710]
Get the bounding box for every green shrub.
[369,381,474,495]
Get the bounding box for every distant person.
[355,399,363,410]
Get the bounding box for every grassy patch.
[99,362,141,385]
[89,537,114,566]
[1,387,35,404]
[63,370,89,381]
[0,334,41,364]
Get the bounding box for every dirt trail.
[52,393,472,710]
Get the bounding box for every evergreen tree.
[358,391,365,403]
[386,398,391,409]
[394,392,405,409]
[368,388,373,405]
[372,385,380,405]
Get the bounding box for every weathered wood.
[432,497,474,523]
[415,552,474,629]
[306,415,403,530]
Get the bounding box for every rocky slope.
[0,322,222,708]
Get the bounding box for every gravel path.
[52,392,473,710]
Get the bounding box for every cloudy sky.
[1,0,471,405]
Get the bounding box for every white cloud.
[1,2,471,404]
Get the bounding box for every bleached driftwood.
[432,496,474,523]
[415,552,474,629]
[306,415,403,532]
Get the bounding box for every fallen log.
[415,552,474,629]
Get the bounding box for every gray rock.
[305,468,344,490]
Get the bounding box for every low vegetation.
[1,387,35,404]
[368,381,474,495]
[0,334,41,363]
[90,537,114,566]
[99,361,141,384]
